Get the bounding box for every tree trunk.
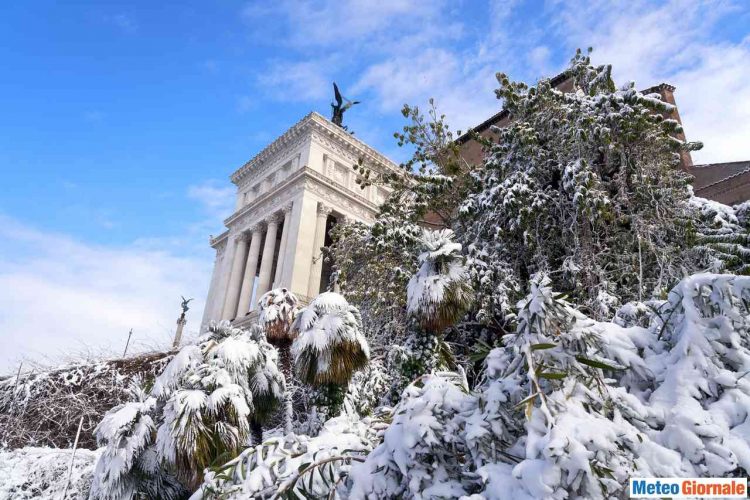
[250,419,263,446]
[277,342,295,433]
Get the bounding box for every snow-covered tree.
[89,381,185,500]
[257,288,299,345]
[292,292,369,416]
[407,228,472,333]
[90,322,284,496]
[475,274,689,499]
[689,197,750,275]
[328,219,417,352]
[350,372,475,499]
[386,229,472,393]
[351,274,695,499]
[193,415,385,499]
[639,274,750,476]
[257,288,300,432]
[458,49,703,318]
[344,359,391,417]
[153,324,283,487]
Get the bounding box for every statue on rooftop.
[330,82,360,130]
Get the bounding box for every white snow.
[0,446,101,500]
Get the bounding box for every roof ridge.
[694,165,750,192]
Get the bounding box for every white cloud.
[187,180,235,222]
[549,0,750,163]
[242,0,444,48]
[354,48,460,110]
[0,216,210,373]
[109,13,138,34]
[244,0,749,165]
[257,59,333,102]
[0,215,211,373]
[244,0,462,107]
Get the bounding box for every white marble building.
[201,112,399,329]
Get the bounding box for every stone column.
[273,203,293,288]
[221,233,249,320]
[307,203,332,297]
[256,214,281,298]
[236,224,263,317]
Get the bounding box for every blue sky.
[1,0,749,371]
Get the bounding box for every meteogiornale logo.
[630,477,747,498]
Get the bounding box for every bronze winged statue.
[330,82,360,129]
[180,296,193,316]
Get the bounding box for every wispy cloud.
[550,0,750,163]
[0,214,209,373]
[83,110,105,123]
[187,180,235,223]
[108,13,138,34]
[240,0,749,164]
[241,0,445,49]
[257,58,334,101]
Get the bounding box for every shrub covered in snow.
[637,273,750,476]
[192,414,387,499]
[0,352,172,450]
[349,371,475,499]
[90,383,184,500]
[689,197,750,275]
[344,359,391,417]
[352,277,646,498]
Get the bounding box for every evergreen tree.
[458,49,703,318]
[689,197,750,275]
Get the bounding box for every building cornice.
[306,112,400,175]
[223,165,379,232]
[209,230,229,248]
[230,112,399,185]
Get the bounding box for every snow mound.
[0,446,101,500]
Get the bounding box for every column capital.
[282,202,294,214]
[235,232,251,243]
[249,222,264,234]
[267,211,284,224]
[317,203,333,217]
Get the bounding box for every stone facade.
[202,112,399,329]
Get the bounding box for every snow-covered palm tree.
[152,323,284,488]
[292,292,369,415]
[258,288,299,432]
[407,228,473,333]
[90,381,185,500]
[258,288,300,344]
